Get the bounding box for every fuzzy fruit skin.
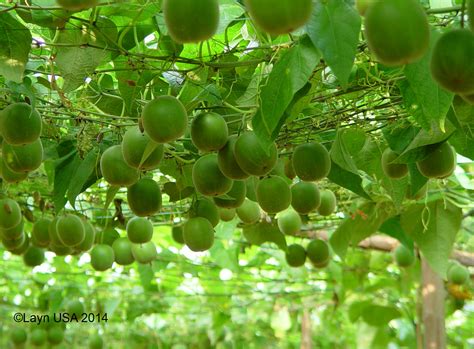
[141,96,188,143]
[448,264,469,285]
[365,0,429,66]
[318,190,337,216]
[192,154,233,196]
[218,207,236,222]
[75,219,95,252]
[112,237,135,266]
[0,198,22,229]
[131,241,157,263]
[0,157,28,183]
[57,0,98,11]
[213,180,246,208]
[30,328,47,346]
[393,245,415,267]
[183,217,215,252]
[236,198,261,224]
[126,217,153,243]
[416,142,456,179]
[1,218,24,240]
[23,246,45,267]
[163,0,219,43]
[277,209,301,235]
[217,135,249,180]
[381,148,408,179]
[10,328,27,345]
[306,239,330,267]
[191,112,228,152]
[31,218,51,247]
[172,225,185,244]
[66,300,84,317]
[100,145,139,187]
[90,244,115,271]
[0,102,42,145]
[291,182,320,214]
[430,29,474,94]
[127,178,162,217]
[244,0,312,35]
[292,143,331,182]
[121,126,164,170]
[56,214,85,247]
[285,244,306,267]
[234,132,277,176]
[188,199,220,227]
[2,139,43,173]
[256,176,292,214]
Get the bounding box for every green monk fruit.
[245,176,258,201]
[10,328,27,345]
[23,246,45,267]
[163,0,219,43]
[112,237,135,265]
[291,182,321,214]
[30,328,47,346]
[66,300,84,318]
[2,139,43,173]
[88,333,104,349]
[127,178,162,216]
[277,209,302,235]
[188,198,220,227]
[141,96,188,143]
[416,142,456,179]
[448,264,469,285]
[381,148,408,179]
[365,0,429,66]
[131,241,157,264]
[306,239,330,267]
[0,198,22,229]
[100,145,139,187]
[393,244,415,267]
[0,157,28,183]
[219,207,236,222]
[217,135,249,180]
[183,217,215,252]
[90,244,115,271]
[172,225,185,244]
[256,176,291,214]
[192,154,233,196]
[318,190,337,216]
[191,112,228,151]
[126,217,153,243]
[121,126,164,170]
[292,143,331,181]
[244,0,312,35]
[56,214,85,247]
[47,325,64,345]
[285,244,306,267]
[1,219,24,240]
[236,199,261,224]
[76,219,95,252]
[0,102,42,145]
[234,132,277,176]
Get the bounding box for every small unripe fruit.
[381,148,408,179]
[292,143,331,182]
[285,244,306,267]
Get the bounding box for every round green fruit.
[163,0,219,43]
[94,227,120,246]
[284,157,296,180]
[192,154,233,196]
[131,241,157,264]
[112,237,135,266]
[127,178,162,216]
[285,244,306,267]
[0,198,22,229]
[1,219,24,240]
[0,157,28,183]
[277,209,301,235]
[23,246,45,267]
[56,0,98,11]
[49,244,73,256]
[183,217,215,252]
[393,244,415,267]
[121,126,164,170]
[90,244,115,271]
[291,182,321,214]
[75,219,95,252]
[365,0,429,66]
[10,328,27,345]
[0,102,42,145]
[191,112,228,151]
[141,96,188,143]
[416,142,456,179]
[381,148,408,179]
[236,199,261,224]
[306,239,330,267]
[234,132,277,176]
[89,333,104,349]
[47,325,64,345]
[67,300,84,318]
[30,328,47,346]
[448,264,469,285]
[217,135,249,180]
[8,233,30,255]
[244,0,312,35]
[100,145,139,187]
[172,225,185,244]
[2,139,43,173]
[213,180,246,208]
[431,29,474,94]
[56,214,85,247]
[219,207,236,222]
[256,176,291,214]
[2,233,25,250]
[126,217,153,243]
[318,190,337,216]
[292,143,331,181]
[188,198,220,227]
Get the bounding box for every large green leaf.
[327,161,371,200]
[0,12,32,82]
[306,0,361,86]
[330,128,366,174]
[252,36,320,147]
[67,148,100,207]
[400,200,462,277]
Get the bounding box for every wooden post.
[300,309,312,349]
[421,258,446,349]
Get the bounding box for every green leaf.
[53,150,81,213]
[404,30,454,131]
[361,305,401,326]
[209,240,240,272]
[104,185,120,210]
[400,200,462,277]
[379,216,413,250]
[67,148,100,207]
[327,162,371,200]
[252,36,320,146]
[0,12,32,82]
[306,0,361,86]
[330,128,366,174]
[137,263,157,292]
